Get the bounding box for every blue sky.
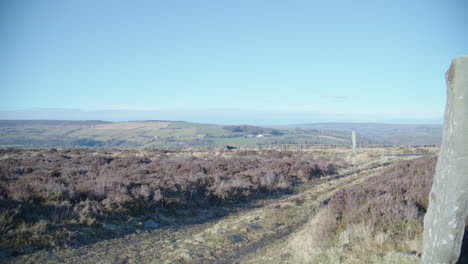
[1,0,467,124]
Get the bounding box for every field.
[2,145,464,263]
[270,123,442,145]
[0,120,441,148]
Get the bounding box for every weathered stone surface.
[351,131,357,155]
[422,56,468,264]
[144,219,159,229]
[102,223,118,230]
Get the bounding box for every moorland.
[2,145,464,264]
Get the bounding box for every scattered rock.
[180,251,204,261]
[194,236,206,243]
[102,223,118,230]
[230,235,243,243]
[246,223,261,230]
[159,215,176,223]
[144,219,159,229]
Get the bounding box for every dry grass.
[308,224,421,264]
[287,156,438,263]
[288,206,337,262]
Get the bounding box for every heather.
[288,156,440,263]
[0,147,343,254]
[328,156,437,240]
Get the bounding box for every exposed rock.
[230,235,243,243]
[102,223,118,230]
[144,219,159,229]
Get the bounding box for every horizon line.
[0,119,443,126]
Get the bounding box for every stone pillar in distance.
[351,131,357,156]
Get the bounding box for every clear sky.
[1,0,467,124]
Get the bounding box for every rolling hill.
[268,123,442,145]
[0,120,376,148]
[0,120,441,148]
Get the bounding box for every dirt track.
[7,158,396,264]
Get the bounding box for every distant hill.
[0,120,110,127]
[268,123,442,145]
[0,120,378,148]
[223,125,284,135]
[0,120,440,148]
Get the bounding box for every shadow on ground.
[0,187,297,260]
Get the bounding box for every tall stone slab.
[422,56,468,263]
[351,131,357,155]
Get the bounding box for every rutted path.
[7,160,395,264]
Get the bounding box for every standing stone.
[422,56,468,264]
[351,131,357,156]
